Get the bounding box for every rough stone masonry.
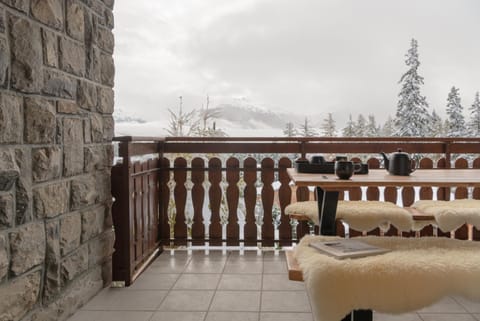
[0,0,115,320]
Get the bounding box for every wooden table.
[286,168,480,321]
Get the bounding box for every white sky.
[113,0,480,126]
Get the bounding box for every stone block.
[15,177,31,224]
[96,27,114,53]
[103,115,114,141]
[88,229,114,267]
[9,222,46,275]
[60,213,81,256]
[86,46,101,82]
[71,175,96,210]
[0,93,23,144]
[100,52,114,86]
[9,15,43,93]
[97,86,114,114]
[64,145,84,176]
[66,0,84,41]
[81,206,104,242]
[61,245,88,285]
[0,37,8,87]
[77,80,97,110]
[84,145,110,172]
[103,0,114,9]
[83,119,91,143]
[60,37,86,76]
[57,100,80,114]
[43,68,77,99]
[0,271,41,321]
[42,28,59,68]
[104,8,114,29]
[0,233,8,280]
[44,260,61,302]
[24,97,56,144]
[34,181,69,218]
[31,0,64,30]
[90,113,103,142]
[63,117,84,144]
[0,193,14,228]
[45,220,60,264]
[95,170,111,203]
[0,148,19,191]
[32,146,61,182]
[2,0,29,14]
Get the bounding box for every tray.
[295,161,369,174]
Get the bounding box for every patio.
[67,249,480,321]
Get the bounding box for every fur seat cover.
[413,199,480,232]
[295,235,480,321]
[285,201,413,232]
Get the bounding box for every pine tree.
[320,113,336,136]
[354,114,367,136]
[166,96,199,136]
[381,116,395,136]
[283,122,298,137]
[445,86,467,137]
[468,91,480,136]
[365,115,380,137]
[394,39,431,136]
[342,114,356,137]
[430,109,444,137]
[299,118,318,137]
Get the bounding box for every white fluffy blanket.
[413,199,480,232]
[285,201,413,232]
[295,235,480,321]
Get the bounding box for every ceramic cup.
[334,161,362,179]
[310,155,326,164]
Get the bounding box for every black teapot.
[380,149,416,176]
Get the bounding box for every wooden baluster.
[243,157,257,246]
[261,158,275,247]
[435,158,451,238]
[159,158,170,244]
[141,161,149,256]
[148,158,159,249]
[191,158,205,245]
[208,158,222,246]
[366,158,380,200]
[295,158,311,240]
[383,183,399,236]
[473,158,480,241]
[173,157,187,245]
[453,158,469,240]
[418,158,434,236]
[226,158,240,246]
[278,157,293,246]
[348,157,362,200]
[133,161,142,261]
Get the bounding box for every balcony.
[67,136,480,321]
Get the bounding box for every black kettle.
[380,149,415,176]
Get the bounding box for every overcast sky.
[113,0,480,126]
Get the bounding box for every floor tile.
[261,291,311,312]
[210,290,261,311]
[67,310,153,321]
[189,251,229,261]
[263,251,287,261]
[205,311,259,321]
[418,297,469,313]
[419,313,477,321]
[157,290,214,311]
[373,312,422,321]
[260,312,313,321]
[262,274,305,291]
[454,296,480,313]
[149,256,190,273]
[228,251,264,261]
[218,274,262,290]
[473,313,480,321]
[223,260,263,274]
[263,261,287,274]
[184,259,226,273]
[82,288,167,310]
[149,311,207,321]
[126,273,179,290]
[173,273,221,290]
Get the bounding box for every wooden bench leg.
[342,309,373,321]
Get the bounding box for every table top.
[287,168,480,189]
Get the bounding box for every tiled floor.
[68,250,480,321]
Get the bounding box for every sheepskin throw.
[285,201,414,232]
[413,199,480,232]
[295,235,480,321]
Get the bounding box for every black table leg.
[316,187,373,321]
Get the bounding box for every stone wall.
[0,0,115,320]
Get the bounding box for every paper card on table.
[309,239,390,259]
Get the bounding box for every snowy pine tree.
[354,114,367,136]
[365,115,380,137]
[429,109,444,137]
[342,114,356,137]
[468,91,480,136]
[299,118,318,137]
[320,113,336,136]
[166,96,199,136]
[283,122,298,137]
[445,86,467,137]
[394,39,431,136]
[381,116,395,136]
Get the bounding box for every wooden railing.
[111,136,480,284]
